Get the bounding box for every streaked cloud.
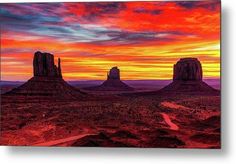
[0,1,220,81]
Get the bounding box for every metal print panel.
[0,0,221,148]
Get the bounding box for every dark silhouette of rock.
[85,67,133,91]
[173,58,202,81]
[33,51,62,78]
[107,67,120,80]
[58,58,62,78]
[4,51,85,100]
[160,58,218,93]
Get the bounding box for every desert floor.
[0,91,220,148]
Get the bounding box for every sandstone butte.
[4,51,85,100]
[85,66,134,91]
[160,58,218,93]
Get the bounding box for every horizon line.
[1,78,221,82]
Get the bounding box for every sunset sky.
[0,0,220,81]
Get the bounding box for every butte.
[160,58,219,94]
[85,66,134,91]
[3,51,85,101]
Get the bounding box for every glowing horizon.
[0,1,221,81]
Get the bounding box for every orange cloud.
[1,1,220,81]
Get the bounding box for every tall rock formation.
[173,58,202,81]
[160,58,218,93]
[33,51,62,78]
[58,58,62,78]
[107,67,120,80]
[4,51,85,100]
[85,67,133,91]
